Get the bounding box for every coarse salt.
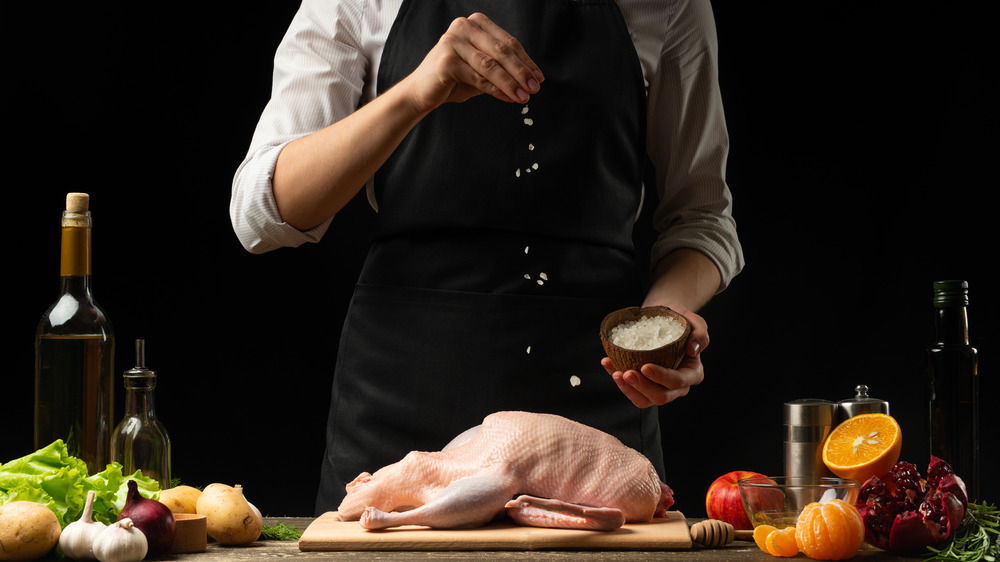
[569,375,581,387]
[609,315,684,350]
[523,118,534,126]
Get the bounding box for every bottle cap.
[932,280,969,307]
[837,385,889,423]
[123,340,157,389]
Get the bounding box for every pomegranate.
[855,456,968,554]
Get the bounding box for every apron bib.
[316,0,658,514]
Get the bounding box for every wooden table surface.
[163,517,927,561]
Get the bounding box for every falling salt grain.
[539,272,548,281]
[569,375,581,387]
[532,163,539,170]
[537,279,544,286]
[524,246,530,254]
[524,273,531,280]
[521,106,530,115]
[528,143,535,151]
[526,346,532,354]
[523,118,534,126]
[515,169,521,178]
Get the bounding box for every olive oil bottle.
[34,193,115,475]
[927,280,979,501]
[112,339,172,489]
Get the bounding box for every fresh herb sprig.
[924,501,1000,561]
[260,521,303,541]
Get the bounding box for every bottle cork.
[66,192,90,212]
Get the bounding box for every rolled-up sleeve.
[230,0,375,254]
[645,0,744,291]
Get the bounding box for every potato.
[195,484,262,546]
[0,501,61,561]
[158,485,202,514]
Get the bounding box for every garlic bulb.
[60,490,107,560]
[92,518,148,562]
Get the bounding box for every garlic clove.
[92,518,148,562]
[60,490,107,560]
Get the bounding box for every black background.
[4,2,996,518]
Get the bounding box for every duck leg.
[360,474,513,530]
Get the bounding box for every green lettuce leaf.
[0,440,160,528]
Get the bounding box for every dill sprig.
[260,521,304,541]
[924,501,1000,562]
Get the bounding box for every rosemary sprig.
[924,501,1000,562]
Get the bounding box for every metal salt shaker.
[784,399,837,478]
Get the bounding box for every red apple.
[705,470,766,530]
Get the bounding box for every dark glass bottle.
[34,193,115,475]
[111,339,172,489]
[927,280,979,501]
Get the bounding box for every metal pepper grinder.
[784,399,837,479]
[837,385,890,424]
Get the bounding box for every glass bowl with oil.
[737,476,860,528]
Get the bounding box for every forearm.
[272,78,429,230]
[642,248,721,313]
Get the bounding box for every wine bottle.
[34,192,115,475]
[927,279,979,501]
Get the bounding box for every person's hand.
[601,307,710,408]
[403,12,544,114]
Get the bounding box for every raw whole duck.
[337,411,674,531]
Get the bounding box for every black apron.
[316,0,661,514]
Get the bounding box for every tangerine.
[822,413,901,483]
[753,524,777,552]
[765,526,799,557]
[795,499,864,560]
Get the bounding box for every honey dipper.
[689,519,755,547]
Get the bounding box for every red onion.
[118,479,176,557]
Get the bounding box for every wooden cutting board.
[299,511,692,551]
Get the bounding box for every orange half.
[822,413,902,483]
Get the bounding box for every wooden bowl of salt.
[600,306,691,372]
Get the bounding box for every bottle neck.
[933,305,970,346]
[58,274,94,298]
[60,214,92,278]
[123,376,157,417]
